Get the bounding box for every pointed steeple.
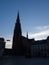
[16,12,20,23]
[12,12,24,55]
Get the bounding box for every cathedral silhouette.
[3,12,49,57]
[12,12,49,57]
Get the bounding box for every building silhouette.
[2,12,49,57]
[12,12,24,55]
[12,12,49,57]
[0,38,5,56]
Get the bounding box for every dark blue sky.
[0,0,49,41]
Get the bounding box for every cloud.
[36,25,49,31]
[5,40,12,49]
[28,30,49,40]
[28,25,49,40]
[5,25,49,48]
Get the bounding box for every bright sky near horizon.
[0,0,49,48]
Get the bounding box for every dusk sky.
[0,0,49,48]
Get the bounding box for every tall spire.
[12,12,24,55]
[16,12,20,23]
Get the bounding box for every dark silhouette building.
[0,38,5,56]
[12,12,49,57]
[3,12,49,57]
[12,12,24,55]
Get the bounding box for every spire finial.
[27,32,28,39]
[16,11,20,22]
[17,11,19,18]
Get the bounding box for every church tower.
[12,12,23,55]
